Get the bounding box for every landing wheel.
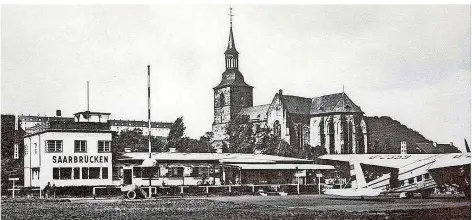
[462,186,470,199]
[126,190,137,200]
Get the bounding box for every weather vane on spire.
[229,7,234,27]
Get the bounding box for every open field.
[2,195,470,220]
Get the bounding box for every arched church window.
[319,119,324,134]
[273,120,281,137]
[348,121,353,154]
[319,119,326,149]
[219,93,225,106]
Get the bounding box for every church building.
[212,11,368,154]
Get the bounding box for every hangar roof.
[119,152,312,164]
[229,163,335,170]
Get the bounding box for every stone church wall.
[267,94,291,144]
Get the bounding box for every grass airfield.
[2,194,470,220]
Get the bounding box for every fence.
[5,183,326,198]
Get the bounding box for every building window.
[82,167,89,179]
[298,124,303,148]
[89,167,100,179]
[53,168,72,180]
[417,175,422,182]
[60,168,72,179]
[53,168,59,179]
[32,168,40,180]
[102,167,108,179]
[73,168,80,179]
[133,167,142,178]
[168,167,184,177]
[98,141,111,153]
[14,144,19,159]
[273,120,281,137]
[112,167,121,180]
[219,93,225,106]
[408,178,414,184]
[424,173,430,179]
[74,140,87,153]
[46,140,63,153]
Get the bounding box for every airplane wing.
[319,154,439,169]
[428,153,471,170]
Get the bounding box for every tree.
[111,129,166,162]
[198,132,215,153]
[166,117,186,150]
[226,116,257,153]
[1,115,24,189]
[309,145,327,163]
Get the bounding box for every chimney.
[56,110,62,117]
[169,148,176,153]
[278,89,283,96]
[433,142,437,147]
[450,142,454,147]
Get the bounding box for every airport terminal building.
[23,111,334,192]
[23,111,113,188]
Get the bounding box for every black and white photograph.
[1,4,471,219]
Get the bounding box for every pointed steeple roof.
[225,26,239,55]
[225,7,238,55]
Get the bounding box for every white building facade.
[24,112,113,188]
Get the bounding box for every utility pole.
[147,65,152,198]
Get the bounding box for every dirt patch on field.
[1,198,470,220]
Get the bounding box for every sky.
[1,5,470,151]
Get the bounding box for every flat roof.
[228,164,335,170]
[119,152,312,164]
[74,111,111,115]
[24,129,113,138]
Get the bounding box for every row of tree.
[112,117,215,160]
[224,116,326,160]
[113,116,326,161]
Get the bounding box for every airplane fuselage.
[320,153,471,197]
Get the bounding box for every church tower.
[212,8,253,145]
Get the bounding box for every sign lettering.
[368,155,411,160]
[52,155,109,164]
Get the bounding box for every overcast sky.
[1,5,470,151]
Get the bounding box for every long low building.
[116,152,334,187]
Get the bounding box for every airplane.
[320,149,470,199]
[323,160,383,197]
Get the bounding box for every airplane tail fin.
[464,139,470,153]
[349,161,367,189]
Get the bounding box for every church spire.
[225,7,239,70]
